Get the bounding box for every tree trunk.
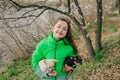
[96,0,103,51]
[118,0,120,14]
[72,0,95,57]
[70,16,95,57]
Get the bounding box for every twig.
[67,0,71,13]
[74,0,85,26]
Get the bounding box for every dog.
[39,59,57,73]
[63,55,82,78]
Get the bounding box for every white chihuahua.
[39,59,57,73]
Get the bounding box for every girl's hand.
[48,70,57,76]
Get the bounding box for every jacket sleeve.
[67,46,76,57]
[31,41,48,77]
[68,51,75,56]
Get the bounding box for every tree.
[7,0,95,57]
[118,0,120,14]
[96,0,103,52]
[115,0,120,15]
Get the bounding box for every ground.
[73,15,120,80]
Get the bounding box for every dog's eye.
[75,58,77,60]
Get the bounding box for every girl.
[31,17,77,80]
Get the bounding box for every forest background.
[0,0,120,80]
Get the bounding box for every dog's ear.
[70,56,73,60]
[53,59,58,62]
[43,60,47,65]
[74,61,80,65]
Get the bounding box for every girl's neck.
[53,34,60,41]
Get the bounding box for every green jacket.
[31,32,75,80]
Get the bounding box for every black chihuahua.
[63,55,82,78]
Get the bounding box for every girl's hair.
[53,17,78,54]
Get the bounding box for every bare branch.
[0,8,47,29]
[74,0,85,26]
[0,9,48,27]
[0,15,36,20]
[0,19,29,29]
[67,0,71,13]
[29,8,48,24]
[9,0,69,16]
[21,8,39,17]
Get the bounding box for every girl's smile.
[58,32,63,36]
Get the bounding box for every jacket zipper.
[54,44,57,80]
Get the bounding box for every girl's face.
[51,20,68,41]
